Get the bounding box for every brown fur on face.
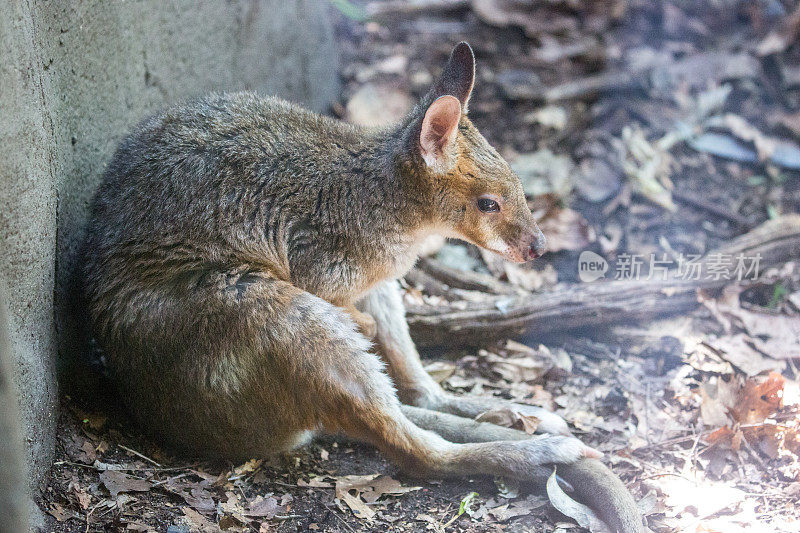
[397,50,546,264]
[396,85,545,262]
[436,117,545,263]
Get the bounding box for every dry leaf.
[245,495,279,518]
[703,335,785,377]
[335,474,379,496]
[745,424,781,459]
[345,83,413,127]
[338,491,375,520]
[360,475,421,504]
[472,0,578,38]
[737,313,800,360]
[705,287,800,360]
[99,470,152,498]
[232,459,263,477]
[475,407,540,434]
[218,491,248,527]
[488,493,545,522]
[660,476,745,521]
[546,468,611,533]
[525,105,568,130]
[730,372,784,425]
[47,503,70,522]
[331,473,421,519]
[481,343,554,383]
[705,426,736,448]
[784,427,800,456]
[700,387,731,428]
[124,523,152,531]
[67,478,92,510]
[424,361,456,384]
[700,370,798,463]
[163,478,217,513]
[535,207,596,253]
[182,506,221,533]
[619,125,676,211]
[503,262,557,292]
[699,376,741,428]
[297,476,334,488]
[334,474,381,520]
[756,3,800,56]
[513,150,575,198]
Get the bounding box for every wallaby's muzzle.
[525,226,547,260]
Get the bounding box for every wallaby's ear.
[419,95,461,169]
[404,43,473,168]
[432,42,475,109]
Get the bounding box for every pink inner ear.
[420,95,461,165]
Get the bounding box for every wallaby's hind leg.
[117,274,595,474]
[205,277,599,479]
[357,281,570,435]
[402,404,560,487]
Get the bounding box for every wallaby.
[82,43,642,532]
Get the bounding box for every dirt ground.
[42,1,800,532]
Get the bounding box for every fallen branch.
[365,0,470,19]
[416,257,520,295]
[541,71,640,102]
[406,215,800,348]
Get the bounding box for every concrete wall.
[0,0,339,509]
[0,285,29,533]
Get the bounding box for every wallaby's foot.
[415,392,572,436]
[522,434,602,463]
[410,433,599,482]
[401,405,600,463]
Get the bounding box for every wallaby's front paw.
[358,313,377,339]
[526,435,603,465]
[349,308,377,339]
[340,305,377,340]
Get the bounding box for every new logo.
[578,251,608,282]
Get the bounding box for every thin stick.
[330,509,357,533]
[672,190,752,228]
[53,460,189,472]
[688,428,702,473]
[118,444,162,467]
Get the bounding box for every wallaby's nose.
[526,231,547,260]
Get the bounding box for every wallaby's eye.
[477,198,500,213]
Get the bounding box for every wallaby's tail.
[559,458,644,533]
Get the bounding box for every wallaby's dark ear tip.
[452,42,475,64]
[449,42,475,84]
[431,42,476,108]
